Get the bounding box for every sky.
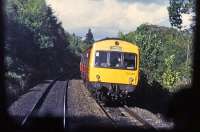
[46,0,192,40]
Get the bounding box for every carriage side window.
[95,51,108,67]
[124,53,136,70]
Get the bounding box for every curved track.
[21,75,68,130]
[63,80,69,129]
[16,79,171,131]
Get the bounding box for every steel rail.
[63,80,69,129]
[95,100,118,128]
[123,105,157,130]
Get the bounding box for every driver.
[115,57,121,67]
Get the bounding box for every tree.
[168,0,195,30]
[162,55,180,89]
[84,28,94,45]
[68,33,90,56]
[4,0,79,105]
[119,24,192,90]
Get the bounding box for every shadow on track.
[126,71,172,115]
[10,114,157,132]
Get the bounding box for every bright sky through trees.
[46,0,192,40]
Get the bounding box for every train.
[80,38,140,102]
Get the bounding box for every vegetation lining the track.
[119,24,192,92]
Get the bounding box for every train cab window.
[95,51,136,70]
[124,53,136,70]
[110,52,122,68]
[95,51,108,67]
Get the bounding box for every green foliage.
[68,33,92,56]
[7,0,67,49]
[119,24,192,91]
[5,0,77,105]
[68,33,84,55]
[162,55,181,90]
[12,0,46,29]
[168,0,195,29]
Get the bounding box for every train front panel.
[88,40,139,89]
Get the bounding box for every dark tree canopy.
[4,0,80,105]
[168,0,195,29]
[84,28,94,45]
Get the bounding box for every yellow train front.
[80,38,140,101]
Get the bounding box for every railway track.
[123,105,157,130]
[10,79,171,131]
[21,75,68,130]
[94,98,160,130]
[94,100,118,127]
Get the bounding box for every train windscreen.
[95,51,136,70]
[95,51,108,67]
[124,53,136,70]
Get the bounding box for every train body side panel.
[80,48,91,81]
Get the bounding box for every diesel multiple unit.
[80,38,140,101]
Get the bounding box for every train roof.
[95,37,123,42]
[82,37,138,53]
[94,37,138,45]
